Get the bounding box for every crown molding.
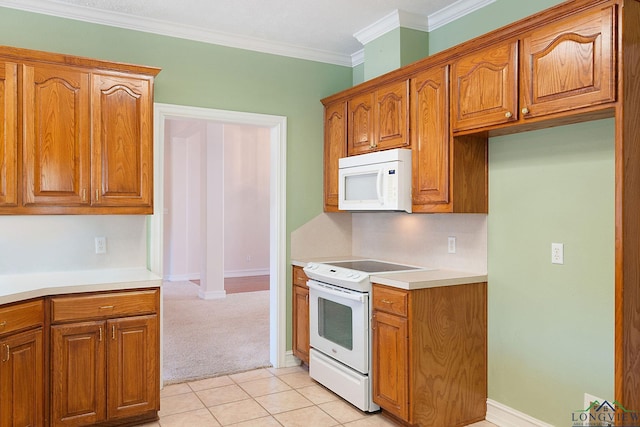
[351,49,365,67]
[0,0,354,67]
[427,0,496,31]
[353,9,429,46]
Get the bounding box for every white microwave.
[338,148,412,213]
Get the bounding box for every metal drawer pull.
[2,345,8,362]
[112,325,116,340]
[0,321,6,328]
[99,305,114,310]
[99,327,103,342]
[381,299,394,304]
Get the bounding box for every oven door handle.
[308,281,366,303]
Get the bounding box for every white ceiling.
[0,0,495,66]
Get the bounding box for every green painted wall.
[428,0,614,424]
[0,6,352,350]
[489,120,614,424]
[352,62,365,86]
[363,27,428,80]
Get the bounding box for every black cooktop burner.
[326,260,420,273]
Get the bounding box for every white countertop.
[0,268,162,305]
[291,257,487,290]
[370,269,487,290]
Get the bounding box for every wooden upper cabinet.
[451,41,519,132]
[0,62,17,207]
[375,80,409,151]
[411,65,450,208]
[520,5,616,118]
[348,91,375,155]
[23,64,91,207]
[0,46,160,215]
[347,80,409,156]
[91,74,153,211]
[323,101,346,212]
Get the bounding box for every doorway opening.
[148,103,289,382]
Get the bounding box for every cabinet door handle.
[99,305,114,310]
[505,111,513,119]
[99,327,103,342]
[521,107,530,115]
[0,321,6,328]
[95,189,99,202]
[305,294,309,304]
[82,188,87,202]
[1,344,8,362]
[112,325,116,340]
[381,299,394,305]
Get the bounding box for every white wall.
[0,215,147,274]
[163,119,204,281]
[352,212,487,273]
[291,212,487,274]
[163,120,270,282]
[223,125,270,276]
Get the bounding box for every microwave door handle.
[376,169,384,204]
[308,281,365,303]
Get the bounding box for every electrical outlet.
[448,236,456,254]
[551,243,563,264]
[95,236,107,254]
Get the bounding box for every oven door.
[308,280,369,374]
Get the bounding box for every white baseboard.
[164,273,200,282]
[487,399,554,427]
[224,268,270,278]
[197,289,226,300]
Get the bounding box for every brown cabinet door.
[452,41,518,132]
[0,328,44,427]
[0,62,17,207]
[347,92,375,156]
[51,321,106,427]
[107,315,159,420]
[292,284,310,365]
[22,64,91,206]
[374,80,410,151]
[91,74,153,211]
[411,65,450,208]
[521,6,615,118]
[323,101,346,212]
[372,310,408,421]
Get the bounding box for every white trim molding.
[353,9,429,46]
[151,102,288,369]
[224,269,270,278]
[486,399,555,427]
[428,0,497,31]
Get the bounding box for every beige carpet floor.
[162,281,271,383]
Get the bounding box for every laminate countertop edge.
[291,258,487,290]
[0,268,162,305]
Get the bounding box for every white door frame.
[148,102,289,369]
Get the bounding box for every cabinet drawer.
[373,285,408,317]
[51,289,158,323]
[0,299,44,335]
[293,266,308,287]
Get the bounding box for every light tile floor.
[139,365,497,427]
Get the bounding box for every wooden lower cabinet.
[50,289,160,427]
[0,328,44,427]
[372,283,487,427]
[291,266,310,365]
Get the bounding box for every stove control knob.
[351,273,361,280]
[306,263,318,270]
